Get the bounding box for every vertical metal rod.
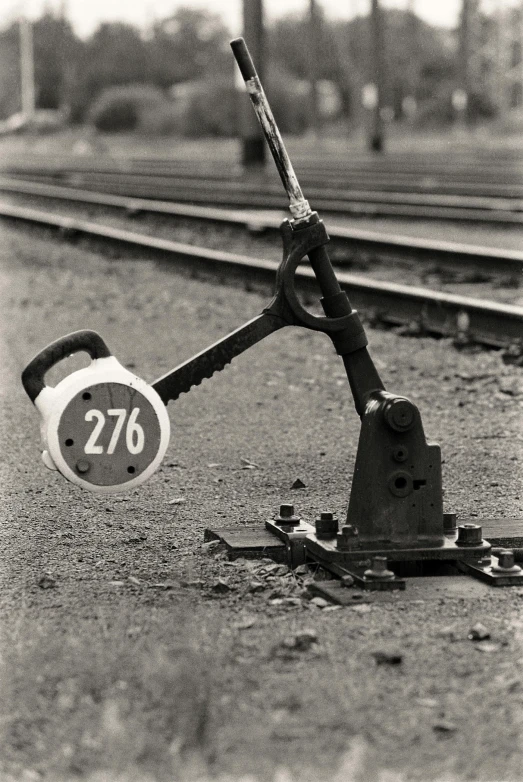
[20,17,35,121]
[231,37,312,221]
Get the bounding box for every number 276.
[84,408,144,455]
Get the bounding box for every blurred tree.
[148,8,231,88]
[72,23,149,120]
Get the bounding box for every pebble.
[310,597,330,608]
[433,720,457,733]
[37,574,57,589]
[212,578,234,593]
[372,649,403,665]
[468,622,491,641]
[248,581,266,593]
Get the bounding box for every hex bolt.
[456,523,483,546]
[315,511,339,539]
[364,556,395,580]
[384,399,415,432]
[443,513,457,532]
[76,460,91,474]
[274,503,301,527]
[492,549,522,574]
[336,524,359,550]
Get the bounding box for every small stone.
[468,622,490,641]
[294,564,309,576]
[269,598,284,606]
[290,478,307,490]
[168,497,185,505]
[128,576,141,586]
[293,630,318,650]
[233,617,257,630]
[37,574,56,589]
[475,642,501,653]
[351,604,372,613]
[372,649,403,665]
[212,579,233,593]
[109,580,125,586]
[310,597,329,608]
[248,580,265,593]
[433,720,457,733]
[202,540,221,553]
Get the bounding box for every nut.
[364,556,395,580]
[76,460,91,474]
[492,549,522,574]
[456,523,483,546]
[274,504,301,527]
[384,398,415,432]
[315,511,339,539]
[336,524,359,550]
[443,513,457,532]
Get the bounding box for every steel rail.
[6,160,522,198]
[4,162,522,199]
[1,201,521,350]
[0,177,521,279]
[4,167,522,212]
[3,169,523,226]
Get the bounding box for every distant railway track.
[2,161,523,225]
[1,177,521,280]
[1,201,521,351]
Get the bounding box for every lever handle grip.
[22,329,111,403]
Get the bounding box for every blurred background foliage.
[0,5,500,136]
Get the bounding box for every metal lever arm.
[152,313,286,404]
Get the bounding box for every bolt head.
[364,556,395,580]
[456,523,483,546]
[498,549,514,569]
[76,459,91,474]
[336,525,359,550]
[274,504,301,527]
[492,549,522,573]
[315,512,339,539]
[384,398,415,432]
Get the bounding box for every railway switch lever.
[20,39,523,590]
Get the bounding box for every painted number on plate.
[84,408,145,455]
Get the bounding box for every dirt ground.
[1,221,523,782]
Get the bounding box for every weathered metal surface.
[458,554,523,586]
[204,526,286,561]
[308,574,492,604]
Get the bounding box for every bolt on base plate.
[457,552,523,586]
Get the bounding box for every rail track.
[1,177,521,280]
[2,157,522,225]
[1,201,522,351]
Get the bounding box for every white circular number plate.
[56,382,163,487]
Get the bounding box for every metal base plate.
[204,526,285,561]
[457,555,523,586]
[305,532,491,564]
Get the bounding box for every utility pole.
[19,17,35,122]
[308,0,321,138]
[241,0,266,167]
[369,0,384,151]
